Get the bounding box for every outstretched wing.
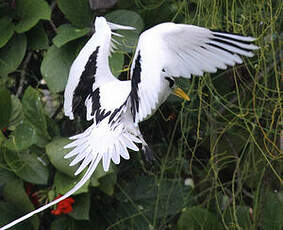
[0,18,137,230]
[64,16,134,120]
[129,23,259,123]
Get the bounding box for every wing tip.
[107,21,136,31]
[211,30,258,41]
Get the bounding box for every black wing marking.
[90,88,111,124]
[129,51,142,122]
[210,30,254,43]
[108,103,125,124]
[206,31,256,56]
[209,38,253,52]
[72,46,100,118]
[88,88,128,125]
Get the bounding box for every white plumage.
[0,16,258,230]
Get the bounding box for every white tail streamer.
[0,119,141,230]
[0,157,100,230]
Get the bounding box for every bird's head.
[173,86,190,101]
[165,77,190,101]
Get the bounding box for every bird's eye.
[165,77,175,88]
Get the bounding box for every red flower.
[51,194,75,215]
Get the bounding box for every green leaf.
[22,87,50,141]
[14,0,51,33]
[54,170,90,195]
[0,132,6,147]
[0,33,27,77]
[224,206,252,229]
[0,167,17,186]
[105,10,144,53]
[8,95,24,131]
[262,191,283,230]
[26,22,49,50]
[115,176,192,228]
[51,216,72,230]
[177,207,224,230]
[105,10,144,32]
[50,216,94,230]
[4,120,42,150]
[89,162,117,195]
[140,1,179,27]
[68,193,90,220]
[0,16,15,48]
[40,43,77,93]
[46,116,60,138]
[3,176,39,229]
[57,0,93,28]
[90,162,115,187]
[0,202,32,230]
[109,52,124,77]
[4,150,49,184]
[53,24,90,48]
[0,89,11,130]
[98,172,117,196]
[46,138,77,177]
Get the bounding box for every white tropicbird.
[0,16,258,229]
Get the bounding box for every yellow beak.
[173,87,190,101]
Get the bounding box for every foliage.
[0,0,282,229]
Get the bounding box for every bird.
[0,16,258,229]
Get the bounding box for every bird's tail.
[0,157,98,230]
[0,120,141,230]
[64,120,142,174]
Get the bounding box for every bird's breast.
[99,80,131,111]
